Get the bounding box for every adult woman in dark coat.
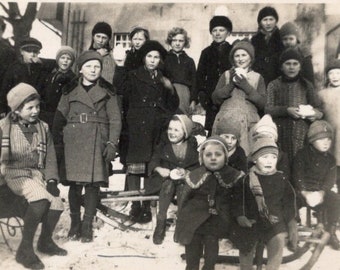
[119,40,179,223]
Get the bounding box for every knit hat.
[19,37,42,51]
[77,50,103,70]
[139,40,167,60]
[257,6,279,24]
[172,114,194,139]
[92,22,112,40]
[307,120,333,143]
[280,22,300,40]
[326,59,340,74]
[209,16,233,33]
[7,83,39,111]
[250,137,278,162]
[215,119,241,140]
[252,114,278,142]
[129,26,150,40]
[279,48,302,66]
[229,40,255,66]
[199,136,229,165]
[56,46,76,65]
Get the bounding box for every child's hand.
[155,167,171,178]
[233,74,252,94]
[287,219,298,252]
[287,107,301,119]
[113,44,126,66]
[237,216,256,227]
[189,101,196,115]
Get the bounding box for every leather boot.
[16,200,48,269]
[139,201,152,224]
[153,218,166,245]
[328,224,340,250]
[68,212,81,240]
[81,214,94,243]
[129,201,141,222]
[37,210,67,256]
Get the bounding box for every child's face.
[131,31,146,50]
[211,26,229,44]
[16,99,40,124]
[260,16,277,32]
[281,59,301,78]
[282,35,298,48]
[20,48,40,64]
[167,120,185,144]
[80,60,101,83]
[219,134,237,152]
[255,153,278,175]
[328,69,340,87]
[171,34,185,53]
[93,33,109,49]
[233,49,252,69]
[312,137,332,152]
[202,143,226,171]
[144,51,161,71]
[58,54,73,72]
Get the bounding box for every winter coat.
[265,76,321,162]
[318,86,340,165]
[123,66,179,164]
[52,77,121,183]
[296,45,314,85]
[212,69,266,155]
[124,48,144,72]
[196,41,233,130]
[0,38,16,99]
[175,165,244,245]
[230,171,296,253]
[251,28,284,86]
[228,146,248,173]
[89,46,115,84]
[164,50,197,103]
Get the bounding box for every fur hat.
[326,59,340,74]
[19,37,42,51]
[129,26,150,40]
[139,40,167,60]
[280,22,300,41]
[214,119,241,140]
[209,16,233,33]
[56,46,76,65]
[172,114,194,140]
[280,48,302,66]
[92,22,112,40]
[229,40,255,66]
[307,120,333,143]
[252,114,278,142]
[250,137,278,162]
[7,83,39,111]
[77,50,103,70]
[198,136,229,165]
[257,6,279,24]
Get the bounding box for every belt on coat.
[67,113,109,124]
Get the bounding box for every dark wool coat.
[196,41,233,130]
[175,165,244,245]
[52,77,121,183]
[124,48,144,72]
[145,136,199,195]
[228,146,248,173]
[123,66,179,164]
[251,28,284,86]
[230,171,296,254]
[0,39,16,97]
[164,50,197,103]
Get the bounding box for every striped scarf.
[0,113,47,175]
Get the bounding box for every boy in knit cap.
[149,114,199,245]
[196,15,233,135]
[231,137,297,270]
[292,120,340,250]
[280,21,314,85]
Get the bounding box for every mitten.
[46,180,60,197]
[103,143,116,162]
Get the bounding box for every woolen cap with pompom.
[251,114,278,142]
[7,83,39,111]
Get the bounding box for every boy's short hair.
[307,120,333,143]
[165,27,190,48]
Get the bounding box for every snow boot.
[16,200,49,269]
[328,224,340,250]
[81,214,94,243]
[129,201,142,222]
[37,210,67,256]
[138,201,152,224]
[153,218,166,245]
[67,212,81,240]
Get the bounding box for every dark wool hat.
[209,16,233,33]
[215,119,241,140]
[257,6,279,24]
[129,26,150,40]
[199,136,229,165]
[280,22,300,40]
[139,40,167,60]
[250,137,278,162]
[77,50,103,70]
[326,59,340,74]
[92,22,112,40]
[307,120,333,143]
[19,37,42,51]
[229,40,255,65]
[279,48,302,66]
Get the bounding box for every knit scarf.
[0,113,47,175]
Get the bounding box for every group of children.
[0,5,339,270]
